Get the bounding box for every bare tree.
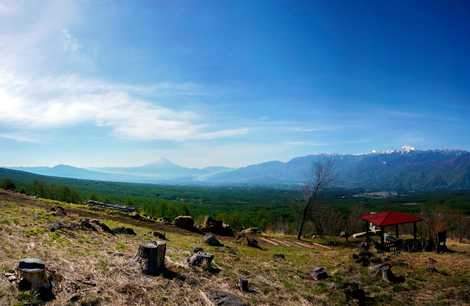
[297,158,335,240]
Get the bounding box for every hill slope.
[0,190,469,305]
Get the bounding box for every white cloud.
[0,71,248,141]
[0,132,39,143]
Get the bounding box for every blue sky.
[0,0,469,167]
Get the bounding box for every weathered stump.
[238,278,249,292]
[18,258,53,300]
[137,241,166,275]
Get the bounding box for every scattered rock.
[91,220,114,234]
[3,272,17,282]
[48,222,66,232]
[371,263,405,283]
[273,254,286,261]
[174,215,195,230]
[191,246,204,254]
[235,228,260,248]
[310,267,328,280]
[49,206,66,216]
[153,231,167,240]
[112,227,136,235]
[342,282,366,305]
[203,233,223,246]
[237,236,259,248]
[205,291,248,306]
[156,217,171,224]
[130,213,148,222]
[238,227,260,237]
[187,251,214,269]
[200,216,234,236]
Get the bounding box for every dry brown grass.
[0,191,469,305]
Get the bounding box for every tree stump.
[238,278,249,292]
[17,258,53,300]
[137,241,166,275]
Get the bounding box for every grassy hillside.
[0,191,469,305]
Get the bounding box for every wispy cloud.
[0,71,248,142]
[0,132,39,143]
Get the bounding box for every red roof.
[361,211,422,226]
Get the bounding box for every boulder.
[203,233,223,246]
[310,267,328,280]
[174,216,195,230]
[273,254,286,261]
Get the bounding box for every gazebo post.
[380,226,385,252]
[413,222,417,241]
[365,221,370,243]
[395,224,399,238]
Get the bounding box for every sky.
[0,0,469,168]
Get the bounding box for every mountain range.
[7,147,470,191]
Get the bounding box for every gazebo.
[361,211,422,251]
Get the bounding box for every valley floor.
[0,190,469,305]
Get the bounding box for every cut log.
[136,241,166,275]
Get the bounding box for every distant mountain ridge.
[6,148,470,190]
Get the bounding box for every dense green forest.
[1,168,470,231]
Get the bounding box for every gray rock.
[207,291,248,306]
[203,233,223,246]
[112,227,136,235]
[310,267,328,280]
[187,251,214,269]
[273,254,285,261]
